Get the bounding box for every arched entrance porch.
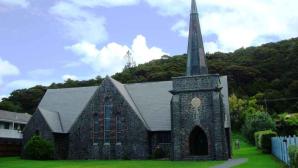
[189,126,208,156]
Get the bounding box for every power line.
[258,97,298,102]
[257,97,298,113]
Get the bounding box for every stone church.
[23,0,231,160]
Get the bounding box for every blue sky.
[1,0,298,100]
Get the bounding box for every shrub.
[24,135,54,160]
[289,145,298,168]
[254,130,277,153]
[276,113,298,136]
[254,131,262,149]
[242,111,276,143]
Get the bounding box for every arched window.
[104,98,112,143]
[116,115,122,143]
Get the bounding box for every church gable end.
[85,77,150,159]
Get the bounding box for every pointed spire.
[191,0,198,14]
[186,0,208,76]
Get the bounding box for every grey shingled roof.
[38,86,98,133]
[0,110,31,124]
[109,77,150,129]
[36,76,230,133]
[38,108,63,133]
[125,81,172,131]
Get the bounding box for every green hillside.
[1,37,298,115]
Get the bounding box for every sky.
[1,0,298,100]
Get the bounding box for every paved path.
[210,158,248,168]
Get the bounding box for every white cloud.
[50,1,108,44]
[69,0,140,8]
[62,74,78,81]
[131,35,168,63]
[145,0,189,17]
[0,57,20,85]
[63,61,82,68]
[66,35,168,75]
[204,42,220,54]
[6,80,52,90]
[171,20,188,37]
[0,0,29,8]
[146,0,298,52]
[28,69,54,78]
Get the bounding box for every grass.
[232,132,286,168]
[0,133,286,168]
[0,157,222,168]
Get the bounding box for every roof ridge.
[56,112,64,133]
[47,86,99,91]
[108,77,151,130]
[124,80,172,86]
[123,84,151,130]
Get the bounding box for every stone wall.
[68,78,150,160]
[171,74,229,160]
[149,131,171,157]
[22,110,55,157]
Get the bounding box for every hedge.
[289,145,298,168]
[254,130,277,153]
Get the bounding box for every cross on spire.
[186,0,208,76]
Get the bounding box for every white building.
[0,110,31,139]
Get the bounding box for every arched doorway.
[189,126,208,156]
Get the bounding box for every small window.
[4,122,10,129]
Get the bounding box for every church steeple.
[186,0,208,76]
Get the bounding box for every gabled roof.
[38,108,63,133]
[0,110,31,124]
[125,81,172,131]
[109,77,172,131]
[36,76,229,133]
[108,77,150,129]
[38,86,98,133]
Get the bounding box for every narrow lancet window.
[104,98,112,144]
[116,115,122,143]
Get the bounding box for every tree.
[0,100,21,112]
[242,111,276,143]
[229,94,264,130]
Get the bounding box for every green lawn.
[232,133,286,168]
[0,133,286,168]
[0,157,223,168]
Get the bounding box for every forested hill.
[1,37,298,115]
